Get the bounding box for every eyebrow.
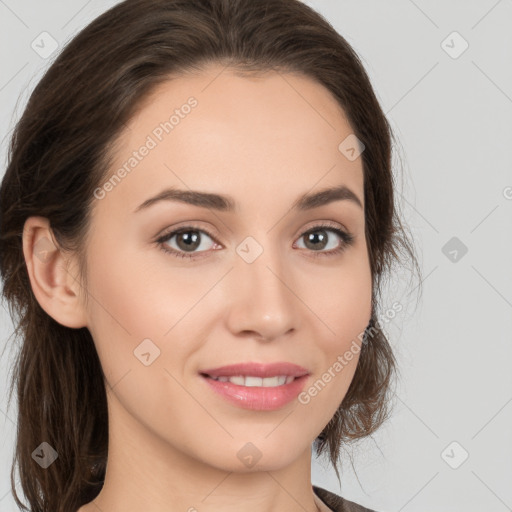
[133,184,363,213]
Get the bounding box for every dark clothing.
[313,485,377,512]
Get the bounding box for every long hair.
[0,0,420,510]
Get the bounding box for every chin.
[195,435,309,473]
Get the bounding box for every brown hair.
[0,0,420,510]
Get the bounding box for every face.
[82,64,372,472]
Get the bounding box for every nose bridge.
[227,233,299,339]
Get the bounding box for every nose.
[224,241,300,342]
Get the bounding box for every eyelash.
[155,221,355,260]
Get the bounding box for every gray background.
[1,1,511,511]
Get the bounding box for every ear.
[22,216,88,329]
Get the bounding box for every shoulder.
[313,485,379,512]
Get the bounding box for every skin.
[23,63,372,512]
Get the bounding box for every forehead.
[95,64,364,218]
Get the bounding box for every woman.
[0,0,419,511]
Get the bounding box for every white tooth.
[262,376,280,387]
[218,375,295,387]
[243,376,263,387]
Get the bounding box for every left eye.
[295,226,349,252]
[156,223,354,260]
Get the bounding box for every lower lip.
[200,374,309,411]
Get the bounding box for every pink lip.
[199,362,310,411]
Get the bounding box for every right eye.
[155,226,221,259]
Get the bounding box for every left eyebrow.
[293,184,363,211]
[133,184,363,214]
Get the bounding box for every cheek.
[301,254,372,414]
[85,237,183,333]
[82,252,201,430]
[83,241,215,381]
[314,253,373,343]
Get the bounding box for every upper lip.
[200,362,310,378]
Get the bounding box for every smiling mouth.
[200,373,297,387]
[199,371,310,411]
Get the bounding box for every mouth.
[200,373,299,387]
[198,362,310,411]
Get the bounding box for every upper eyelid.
[157,219,349,238]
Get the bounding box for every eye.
[155,221,355,260]
[294,222,355,258]
[156,225,219,259]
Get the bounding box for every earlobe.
[22,216,88,329]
